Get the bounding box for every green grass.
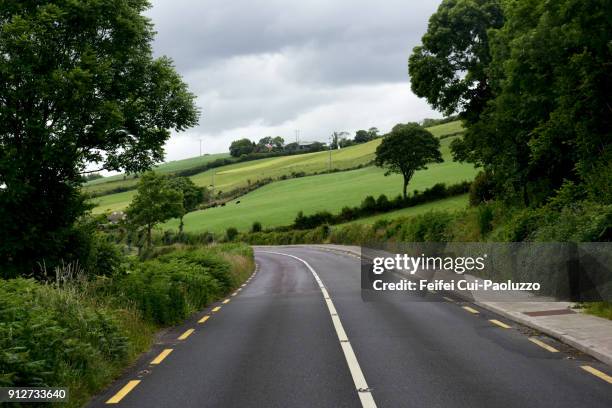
[426,120,464,137]
[91,121,465,214]
[161,145,476,233]
[85,153,230,195]
[339,194,469,226]
[579,302,612,320]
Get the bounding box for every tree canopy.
[229,138,256,157]
[126,172,183,247]
[409,0,611,206]
[168,177,207,233]
[375,124,443,198]
[0,0,199,276]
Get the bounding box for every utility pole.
[210,172,215,200]
[199,139,202,156]
[328,134,332,171]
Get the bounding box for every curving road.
[89,246,612,408]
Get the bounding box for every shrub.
[376,194,391,211]
[469,171,496,206]
[251,221,262,233]
[477,204,494,236]
[113,258,221,325]
[293,210,334,230]
[360,195,377,213]
[0,278,152,405]
[226,227,239,242]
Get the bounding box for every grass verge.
[0,243,253,407]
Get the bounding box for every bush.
[251,221,262,233]
[376,194,391,211]
[160,249,234,292]
[469,171,496,206]
[0,278,152,405]
[360,195,377,213]
[477,204,494,236]
[293,210,334,230]
[226,227,239,242]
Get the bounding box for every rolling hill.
[90,121,465,215]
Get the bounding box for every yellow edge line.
[222,299,230,304]
[462,306,480,314]
[150,348,173,365]
[528,337,559,353]
[198,315,210,324]
[177,328,195,340]
[106,380,141,404]
[212,306,221,312]
[489,319,511,329]
[581,365,612,384]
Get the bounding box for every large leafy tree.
[408,0,503,124]
[229,138,255,157]
[375,124,443,198]
[0,0,199,277]
[126,172,183,248]
[168,177,206,234]
[409,0,611,206]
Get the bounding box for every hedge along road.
[89,246,612,408]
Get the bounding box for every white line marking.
[261,251,377,408]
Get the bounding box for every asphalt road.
[90,246,612,408]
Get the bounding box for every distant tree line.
[290,181,471,230]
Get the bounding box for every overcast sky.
[146,0,442,162]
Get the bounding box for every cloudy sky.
[146,0,443,162]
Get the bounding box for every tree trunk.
[147,224,152,248]
[179,216,184,235]
[403,177,408,199]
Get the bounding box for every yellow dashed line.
[528,337,559,353]
[222,299,230,304]
[198,315,210,324]
[212,306,221,312]
[442,296,455,302]
[177,328,195,340]
[581,365,612,384]
[150,349,173,365]
[106,380,141,404]
[462,306,480,314]
[489,319,511,329]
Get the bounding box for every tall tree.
[126,172,183,247]
[229,138,255,157]
[355,130,372,144]
[408,0,503,124]
[168,177,206,234]
[410,0,611,205]
[0,0,198,277]
[375,124,443,198]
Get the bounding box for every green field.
[84,152,230,195]
[162,155,476,233]
[91,121,465,214]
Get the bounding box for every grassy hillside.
[85,152,230,195]
[161,142,475,233]
[91,121,467,215]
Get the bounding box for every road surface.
[90,246,612,408]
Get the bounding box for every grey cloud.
[146,0,443,160]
